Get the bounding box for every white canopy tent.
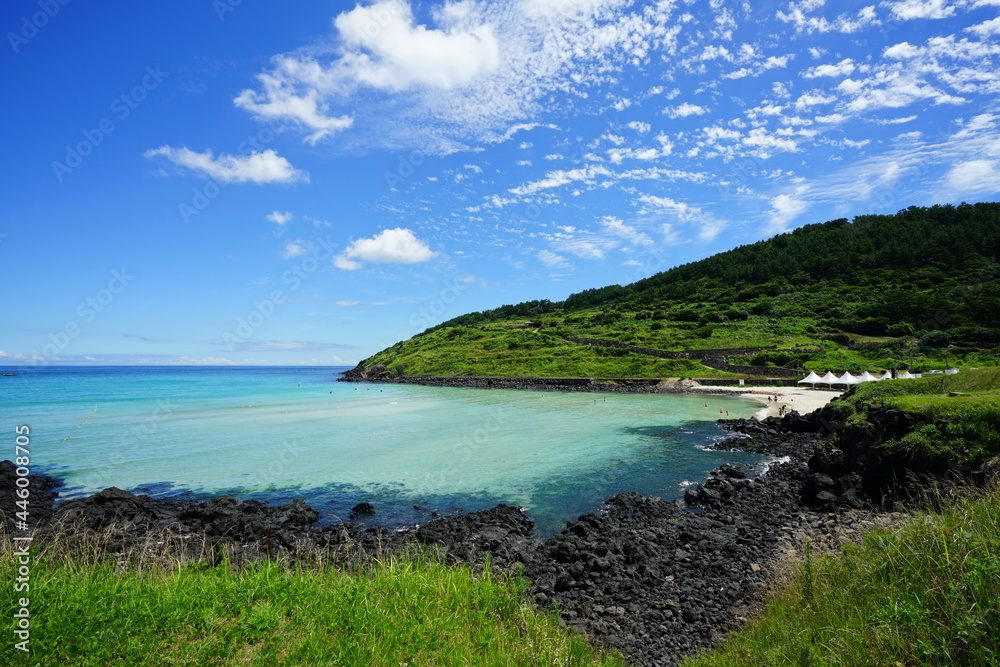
[837,371,860,385]
[857,371,878,383]
[798,371,823,387]
[818,371,840,385]
[946,368,960,375]
[898,370,914,379]
[879,370,893,380]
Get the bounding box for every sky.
[2,0,1000,367]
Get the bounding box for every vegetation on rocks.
[682,483,1000,667]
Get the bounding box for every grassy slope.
[357,204,1000,379]
[361,307,996,380]
[832,367,1000,462]
[682,369,1000,666]
[3,546,623,667]
[681,485,1000,667]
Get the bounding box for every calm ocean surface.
[2,366,769,534]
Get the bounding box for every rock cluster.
[0,459,60,533]
[1,404,973,666]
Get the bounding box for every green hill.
[351,203,1000,380]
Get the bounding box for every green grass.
[830,367,1000,462]
[2,544,623,667]
[360,300,998,381]
[365,326,741,378]
[682,485,1000,667]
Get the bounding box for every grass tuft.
[682,484,1000,667]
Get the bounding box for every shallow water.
[2,366,768,534]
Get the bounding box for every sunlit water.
[1,366,769,534]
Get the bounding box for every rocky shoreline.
[1,404,982,666]
[338,366,668,393]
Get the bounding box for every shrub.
[919,330,951,348]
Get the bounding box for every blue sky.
[3,0,999,366]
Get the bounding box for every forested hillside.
[353,203,1000,379]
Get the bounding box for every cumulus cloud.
[334,228,437,270]
[144,146,307,184]
[803,58,856,78]
[267,211,293,224]
[887,0,956,20]
[332,0,500,91]
[233,0,685,151]
[666,102,710,118]
[777,2,879,34]
[967,17,1000,38]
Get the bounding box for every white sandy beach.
[687,385,842,419]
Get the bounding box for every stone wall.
[701,357,805,378]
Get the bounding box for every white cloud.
[627,121,651,133]
[334,227,437,270]
[767,193,809,232]
[887,0,956,20]
[777,2,879,34]
[946,159,1000,194]
[332,0,500,91]
[282,240,310,259]
[232,1,684,151]
[666,102,710,118]
[335,300,360,306]
[795,92,836,109]
[267,211,293,225]
[743,128,799,155]
[537,249,570,268]
[144,146,307,184]
[334,255,363,271]
[599,216,653,246]
[803,58,856,78]
[509,165,611,196]
[967,17,1000,38]
[637,195,724,240]
[234,67,354,144]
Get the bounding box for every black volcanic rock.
[0,460,60,533]
[351,502,375,514]
[2,399,983,667]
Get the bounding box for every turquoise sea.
[2,366,769,534]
